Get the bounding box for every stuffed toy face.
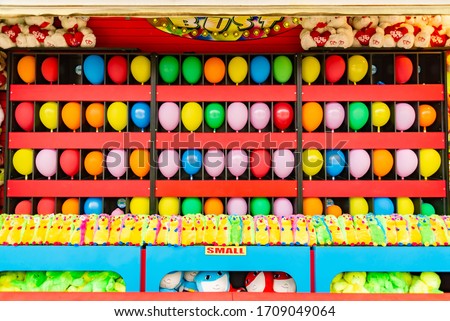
[183,271,198,282]
[194,271,230,292]
[159,271,182,290]
[273,272,296,292]
[245,271,274,292]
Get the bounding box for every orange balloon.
[302,102,323,132]
[84,151,103,179]
[62,198,80,215]
[204,57,225,84]
[419,104,436,131]
[326,205,342,217]
[130,149,150,179]
[303,197,323,215]
[86,103,105,131]
[204,198,224,215]
[373,149,394,179]
[17,55,36,84]
[62,102,81,131]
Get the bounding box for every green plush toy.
[229,215,242,246]
[0,271,26,291]
[388,272,412,293]
[22,271,46,291]
[334,272,369,293]
[365,272,394,293]
[312,215,332,245]
[417,215,436,246]
[409,272,443,294]
[366,214,387,246]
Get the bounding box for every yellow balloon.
[419,149,441,179]
[348,55,368,84]
[39,102,58,131]
[107,102,128,132]
[302,149,323,178]
[349,197,369,215]
[158,197,180,216]
[181,102,203,132]
[131,55,151,84]
[301,56,321,84]
[228,56,248,85]
[397,197,415,215]
[13,148,33,178]
[130,197,150,215]
[371,102,390,131]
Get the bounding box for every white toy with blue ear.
[159,271,183,292]
[179,271,199,292]
[194,271,230,292]
[273,272,296,292]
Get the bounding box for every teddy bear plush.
[0,51,7,90]
[378,16,415,49]
[325,16,354,48]
[59,16,96,47]
[299,16,335,50]
[350,16,381,47]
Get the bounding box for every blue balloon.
[181,149,202,177]
[250,56,270,84]
[373,197,395,215]
[131,102,150,130]
[84,197,103,214]
[83,55,105,85]
[326,150,345,178]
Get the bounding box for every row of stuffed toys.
[0,51,6,90]
[1,213,450,247]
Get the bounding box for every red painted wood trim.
[310,248,315,293]
[140,248,146,293]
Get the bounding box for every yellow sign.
[205,246,247,255]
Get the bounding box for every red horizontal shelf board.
[156,85,297,102]
[7,180,151,197]
[156,132,297,149]
[155,180,298,197]
[303,180,446,197]
[302,132,445,149]
[9,85,151,101]
[302,84,444,102]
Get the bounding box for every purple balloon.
[159,102,180,131]
[273,198,294,217]
[227,197,247,215]
[325,102,345,132]
[273,149,295,179]
[395,103,415,131]
[158,149,179,179]
[204,149,225,179]
[349,149,371,179]
[227,102,248,132]
[106,149,128,179]
[250,102,270,132]
[227,149,248,179]
[35,149,57,178]
[396,149,418,179]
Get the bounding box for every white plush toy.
[350,16,380,47]
[0,51,6,90]
[0,22,21,49]
[59,16,96,47]
[379,16,415,49]
[325,16,353,48]
[299,16,334,50]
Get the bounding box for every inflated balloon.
[227,149,248,179]
[107,55,128,84]
[86,103,104,132]
[62,198,79,215]
[349,149,371,179]
[62,102,81,131]
[227,197,247,215]
[250,102,270,132]
[84,197,103,215]
[107,102,128,132]
[159,55,179,84]
[374,197,395,215]
[37,198,56,215]
[228,56,248,85]
[326,205,342,217]
[181,149,202,178]
[302,149,323,179]
[302,102,323,132]
[418,104,436,132]
[273,102,294,132]
[250,55,270,84]
[41,56,58,83]
[325,55,345,83]
[13,148,33,178]
[301,56,321,84]
[130,149,150,179]
[373,149,394,179]
[182,197,202,215]
[227,102,248,132]
[273,56,293,84]
[348,55,368,84]
[395,103,415,131]
[204,149,225,179]
[39,102,58,132]
[349,102,369,132]
[397,197,414,215]
[17,55,36,84]
[181,102,203,132]
[106,149,128,179]
[182,56,202,84]
[158,149,179,179]
[83,55,104,85]
[371,101,391,132]
[273,149,295,179]
[205,102,225,131]
[250,198,271,216]
[15,102,34,132]
[159,102,180,132]
[35,149,57,179]
[273,198,294,217]
[59,149,80,179]
[15,200,32,215]
[395,149,418,179]
[204,57,225,84]
[130,55,151,84]
[421,202,435,216]
[204,198,224,215]
[349,197,369,215]
[324,102,345,132]
[419,149,441,179]
[130,197,150,215]
[303,197,323,216]
[395,55,413,84]
[326,150,345,179]
[158,197,180,216]
[131,102,150,131]
[250,149,271,179]
[84,150,103,179]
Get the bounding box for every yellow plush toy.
[108,214,124,245]
[293,214,309,246]
[337,214,358,246]
[181,214,196,246]
[305,216,317,246]
[393,214,410,245]
[403,214,422,246]
[267,215,281,245]
[280,216,294,245]
[93,214,110,245]
[6,214,27,245]
[377,215,397,245]
[82,214,98,246]
[21,215,38,245]
[194,214,205,245]
[330,272,369,293]
[203,214,218,245]
[34,214,53,245]
[241,215,255,245]
[166,215,181,246]
[323,215,346,245]
[254,215,269,246]
[143,214,161,245]
[156,215,170,245]
[216,214,231,246]
[429,215,448,246]
[45,214,65,245]
[353,214,372,245]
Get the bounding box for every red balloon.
[395,55,413,84]
[60,149,80,178]
[250,149,271,179]
[107,56,128,84]
[273,102,294,131]
[15,102,34,132]
[325,55,346,83]
[37,198,55,214]
[41,57,58,83]
[15,200,32,214]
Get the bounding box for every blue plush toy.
[194,271,230,292]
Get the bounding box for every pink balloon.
[227,149,248,178]
[227,102,248,132]
[227,197,247,215]
[111,208,124,215]
[273,149,295,179]
[395,103,415,131]
[106,149,128,179]
[35,149,57,178]
[250,102,270,132]
[204,149,225,179]
[158,149,179,179]
[273,198,294,217]
[325,102,345,131]
[159,102,180,131]
[395,149,418,179]
[349,149,371,179]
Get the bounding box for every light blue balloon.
[83,55,105,85]
[181,149,202,177]
[84,197,103,214]
[373,197,394,215]
[326,150,345,178]
[131,102,151,130]
[250,56,270,84]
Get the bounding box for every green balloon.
[182,56,202,84]
[349,102,369,131]
[159,56,179,84]
[205,102,225,131]
[181,197,202,215]
[250,197,271,216]
[273,55,293,84]
[421,203,435,216]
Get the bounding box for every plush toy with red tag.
[244,271,274,292]
[273,272,296,293]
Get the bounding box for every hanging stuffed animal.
[244,271,274,292]
[195,271,230,292]
[273,272,296,293]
